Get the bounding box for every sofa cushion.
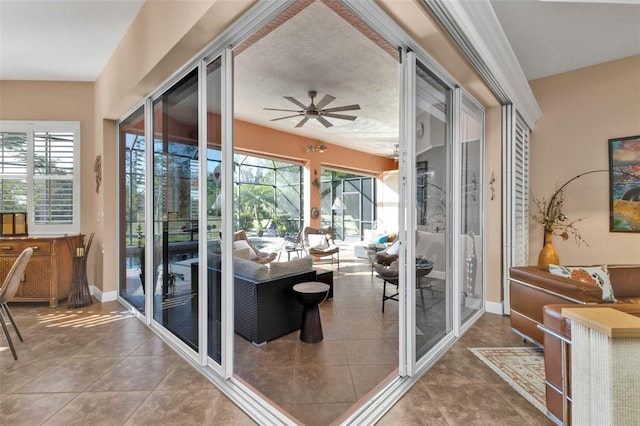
[233,257,269,281]
[269,256,314,278]
[549,265,616,302]
[608,266,640,298]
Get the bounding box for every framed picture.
[608,135,640,232]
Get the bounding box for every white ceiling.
[490,0,640,80]
[1,0,639,155]
[0,0,145,81]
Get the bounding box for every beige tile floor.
[1,255,552,425]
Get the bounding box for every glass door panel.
[152,69,200,351]
[119,106,146,313]
[460,96,484,325]
[206,57,223,363]
[414,62,452,360]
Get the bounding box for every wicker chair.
[233,230,277,264]
[302,226,340,269]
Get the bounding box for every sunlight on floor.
[37,311,132,328]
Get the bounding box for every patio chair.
[0,247,33,360]
[302,226,340,269]
[233,230,277,264]
[366,239,400,276]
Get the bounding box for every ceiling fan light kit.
[264,90,361,128]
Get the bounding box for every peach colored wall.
[529,55,640,266]
[0,81,100,286]
[94,1,255,294]
[484,106,504,306]
[117,110,394,231]
[235,120,397,228]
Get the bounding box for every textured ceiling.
[233,1,400,157]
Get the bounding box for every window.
[0,121,80,235]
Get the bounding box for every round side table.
[292,282,330,343]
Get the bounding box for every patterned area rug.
[470,347,546,414]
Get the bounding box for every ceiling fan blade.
[323,113,357,121]
[316,116,333,128]
[295,117,310,128]
[264,108,302,112]
[322,104,361,113]
[284,96,308,110]
[315,94,336,110]
[270,114,303,121]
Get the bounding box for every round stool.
[292,282,330,343]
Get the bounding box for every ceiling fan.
[264,90,361,128]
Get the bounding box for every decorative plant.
[532,188,588,247]
[531,170,607,247]
[166,271,184,288]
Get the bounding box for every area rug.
[469,347,546,414]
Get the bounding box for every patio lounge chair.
[233,230,277,264]
[302,226,340,269]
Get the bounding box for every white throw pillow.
[386,239,400,256]
[233,239,257,260]
[307,233,328,249]
[548,264,616,302]
[233,247,251,260]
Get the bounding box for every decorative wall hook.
[490,172,496,201]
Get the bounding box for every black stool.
[292,282,330,343]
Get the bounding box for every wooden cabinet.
[0,235,81,307]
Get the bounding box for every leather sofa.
[509,265,640,345]
[541,303,640,424]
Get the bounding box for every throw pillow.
[270,256,313,278]
[233,247,251,260]
[548,264,616,302]
[386,239,400,256]
[373,235,389,244]
[307,233,328,249]
[233,239,257,260]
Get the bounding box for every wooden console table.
[0,235,81,307]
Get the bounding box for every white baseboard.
[90,286,117,302]
[485,300,504,315]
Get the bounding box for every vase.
[538,231,559,269]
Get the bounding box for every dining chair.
[0,247,33,360]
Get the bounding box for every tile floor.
[1,254,552,425]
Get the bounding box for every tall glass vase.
[538,231,559,269]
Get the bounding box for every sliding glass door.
[413,61,453,360]
[119,106,146,313]
[151,69,201,351]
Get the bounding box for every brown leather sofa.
[509,265,640,345]
[541,303,640,424]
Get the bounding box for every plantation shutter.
[0,121,80,234]
[503,105,531,312]
[33,131,75,225]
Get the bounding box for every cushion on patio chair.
[233,230,277,264]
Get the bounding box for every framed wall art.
[608,135,640,232]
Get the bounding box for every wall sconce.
[305,144,327,153]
